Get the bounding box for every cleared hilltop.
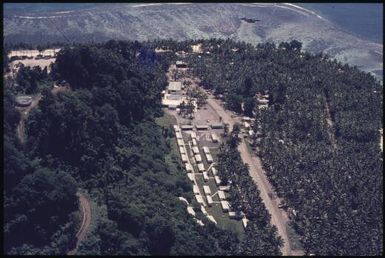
[3,3,383,78]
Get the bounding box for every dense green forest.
[180,38,382,255]
[4,40,279,255]
[217,124,283,255]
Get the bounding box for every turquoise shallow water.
[298,3,383,44]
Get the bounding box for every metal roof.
[168,81,182,91]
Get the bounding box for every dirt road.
[67,192,92,255]
[16,94,42,144]
[206,95,301,256]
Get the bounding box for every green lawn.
[155,112,177,128]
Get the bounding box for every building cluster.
[255,91,269,110]
[173,123,248,229]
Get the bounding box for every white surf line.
[14,15,63,19]
[132,3,192,8]
[282,3,326,21]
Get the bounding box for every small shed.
[195,194,204,205]
[193,185,200,195]
[219,185,230,192]
[214,176,221,186]
[244,122,250,129]
[187,206,196,216]
[185,163,193,172]
[192,138,198,146]
[221,201,230,212]
[203,146,210,154]
[176,131,183,139]
[181,154,188,163]
[211,133,219,143]
[195,219,204,226]
[201,206,208,215]
[173,125,180,132]
[176,60,187,68]
[218,190,226,200]
[205,154,213,163]
[242,217,249,228]
[195,154,202,163]
[190,131,197,139]
[177,139,184,146]
[207,215,217,224]
[211,167,218,176]
[196,124,209,130]
[187,173,194,182]
[15,96,33,107]
[197,163,205,172]
[203,172,209,181]
[192,146,200,154]
[181,125,194,130]
[257,98,269,104]
[203,185,211,195]
[179,147,186,154]
[206,195,213,206]
[168,81,182,93]
[211,123,224,129]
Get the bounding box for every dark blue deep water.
[298,3,383,44]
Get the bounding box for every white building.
[181,154,188,163]
[185,163,193,172]
[205,153,213,163]
[187,173,194,182]
[193,185,200,195]
[195,154,202,163]
[211,167,218,176]
[195,194,204,205]
[168,81,182,94]
[221,200,230,212]
[192,146,200,154]
[207,215,217,224]
[211,133,219,143]
[214,176,222,186]
[203,185,211,195]
[206,195,213,206]
[218,190,226,200]
[203,172,209,181]
[242,217,249,228]
[197,163,205,172]
[176,131,183,139]
[187,206,196,216]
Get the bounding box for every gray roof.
[15,96,32,106]
[211,123,224,128]
[169,81,182,91]
[196,124,209,129]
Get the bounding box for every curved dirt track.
[67,192,91,255]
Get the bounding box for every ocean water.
[3,3,100,14]
[298,3,383,44]
[4,3,383,44]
